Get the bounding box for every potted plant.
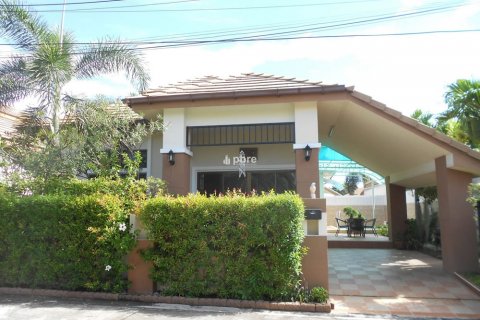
[343,207,359,220]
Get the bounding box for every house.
[0,109,19,139]
[124,73,480,293]
[0,109,20,181]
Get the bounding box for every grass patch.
[462,272,480,289]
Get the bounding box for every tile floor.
[328,248,480,319]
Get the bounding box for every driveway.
[329,248,480,318]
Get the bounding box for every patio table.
[348,218,365,237]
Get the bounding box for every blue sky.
[4,0,480,116]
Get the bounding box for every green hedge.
[140,192,305,301]
[0,192,136,292]
[7,176,166,213]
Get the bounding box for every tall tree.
[0,0,149,138]
[2,97,162,182]
[441,79,480,148]
[343,173,360,195]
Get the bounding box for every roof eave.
[123,85,347,106]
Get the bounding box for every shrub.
[140,192,306,301]
[404,218,423,250]
[377,224,389,237]
[0,192,136,292]
[309,286,329,303]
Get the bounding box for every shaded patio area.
[328,248,480,318]
[327,231,392,249]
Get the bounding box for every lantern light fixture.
[304,144,312,161]
[168,149,175,165]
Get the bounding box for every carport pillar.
[386,177,408,245]
[435,156,478,272]
[295,146,329,290]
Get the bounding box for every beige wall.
[326,203,415,231]
[185,103,294,126]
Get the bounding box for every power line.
[0,0,126,7]
[39,0,385,13]
[0,1,468,46]
[0,28,478,59]
[130,29,480,51]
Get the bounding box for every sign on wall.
[223,149,257,178]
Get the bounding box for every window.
[197,170,296,195]
[187,123,295,146]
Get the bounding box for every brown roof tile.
[129,73,344,101]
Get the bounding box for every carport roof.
[125,73,480,187]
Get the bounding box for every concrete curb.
[454,272,480,297]
[0,287,332,313]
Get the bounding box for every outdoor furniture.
[335,218,349,236]
[348,218,365,237]
[363,218,377,237]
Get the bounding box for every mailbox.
[304,209,322,220]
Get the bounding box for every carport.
[318,88,480,273]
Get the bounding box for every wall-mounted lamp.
[304,144,312,161]
[168,149,175,165]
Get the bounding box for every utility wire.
[0,0,126,7]
[35,0,384,13]
[129,29,480,51]
[125,1,466,42]
[0,1,468,46]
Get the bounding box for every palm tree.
[0,0,149,138]
[411,108,435,127]
[442,79,480,147]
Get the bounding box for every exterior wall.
[294,101,318,144]
[302,237,329,289]
[163,108,187,151]
[127,240,154,294]
[150,132,163,178]
[185,103,294,126]
[162,153,191,195]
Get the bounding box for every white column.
[160,108,193,155]
[293,101,320,149]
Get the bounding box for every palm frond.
[0,0,52,52]
[444,79,480,119]
[29,31,74,87]
[0,57,30,106]
[74,38,150,91]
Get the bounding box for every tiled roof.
[126,73,347,103]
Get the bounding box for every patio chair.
[363,218,377,237]
[335,218,349,236]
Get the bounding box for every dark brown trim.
[124,85,347,105]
